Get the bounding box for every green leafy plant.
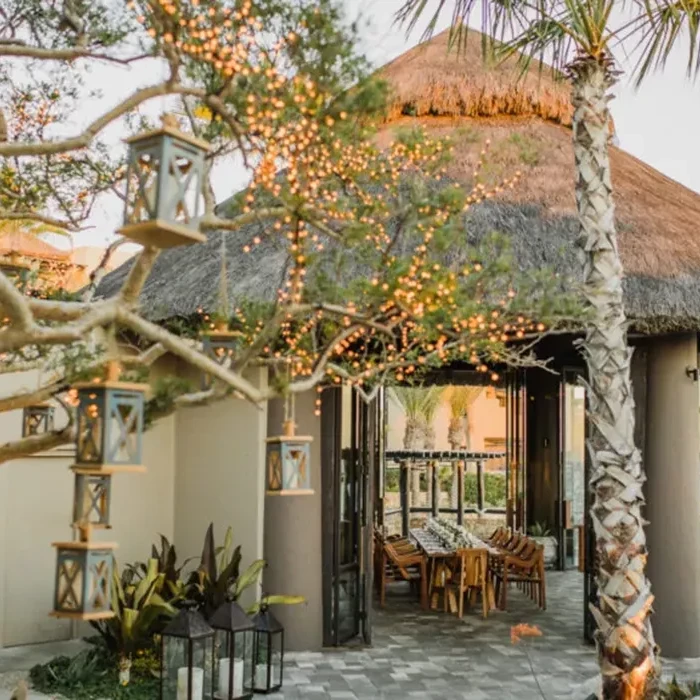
[186,523,304,618]
[661,676,700,699]
[529,522,552,538]
[129,533,193,602]
[90,558,177,663]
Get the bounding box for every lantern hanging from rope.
[119,113,210,249]
[265,375,313,496]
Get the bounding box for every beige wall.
[386,387,505,451]
[0,368,177,648]
[0,362,270,647]
[174,367,268,608]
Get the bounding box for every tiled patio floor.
[276,571,700,700]
[1,572,699,698]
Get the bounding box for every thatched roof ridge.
[379,29,573,125]
[95,28,700,336]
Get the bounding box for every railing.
[383,450,507,537]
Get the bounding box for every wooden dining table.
[410,527,499,614]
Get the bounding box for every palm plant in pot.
[528,522,558,569]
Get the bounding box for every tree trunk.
[405,418,423,515]
[570,57,658,699]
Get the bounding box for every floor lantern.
[160,604,215,700]
[251,604,284,694]
[22,403,55,437]
[210,601,254,699]
[118,113,210,249]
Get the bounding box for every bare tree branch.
[0,43,150,64]
[0,427,74,465]
[0,379,66,413]
[0,272,34,329]
[0,209,77,231]
[82,236,129,302]
[120,246,160,306]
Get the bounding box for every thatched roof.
[96,30,700,335]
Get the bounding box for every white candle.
[217,658,244,698]
[177,666,204,700]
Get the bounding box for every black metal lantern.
[119,114,210,249]
[72,468,112,528]
[266,420,313,496]
[251,604,284,694]
[161,605,215,700]
[210,601,254,699]
[200,329,244,390]
[74,379,147,472]
[22,403,55,437]
[51,538,115,620]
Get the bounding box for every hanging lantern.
[160,604,215,700]
[74,375,147,472]
[22,403,55,437]
[71,468,112,528]
[251,604,284,694]
[200,329,244,390]
[119,114,210,249]
[210,601,254,700]
[51,535,115,620]
[265,420,313,496]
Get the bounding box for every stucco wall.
[0,369,176,648]
[173,367,268,608]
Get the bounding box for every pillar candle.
[217,658,244,698]
[177,667,204,700]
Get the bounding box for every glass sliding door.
[322,387,374,647]
[505,370,527,531]
[559,370,586,570]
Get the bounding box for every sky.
[61,0,700,248]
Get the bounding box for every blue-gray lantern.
[119,114,210,249]
[74,380,147,472]
[201,329,244,390]
[22,403,55,437]
[72,467,112,528]
[51,540,115,620]
[265,420,313,496]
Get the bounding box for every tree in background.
[397,0,700,696]
[0,0,578,470]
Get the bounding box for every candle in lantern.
[177,667,204,700]
[217,658,244,698]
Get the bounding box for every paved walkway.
[276,572,700,700]
[2,572,699,698]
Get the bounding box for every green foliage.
[30,647,159,700]
[508,133,541,166]
[143,376,195,430]
[529,522,552,537]
[89,558,176,659]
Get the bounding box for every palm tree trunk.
[570,57,658,699]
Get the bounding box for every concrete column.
[645,333,700,657]
[263,392,323,651]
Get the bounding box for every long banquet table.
[409,527,499,613]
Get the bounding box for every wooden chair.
[379,542,428,609]
[452,548,490,619]
[493,544,546,611]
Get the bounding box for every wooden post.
[477,460,485,512]
[456,460,464,526]
[431,461,439,517]
[399,460,409,537]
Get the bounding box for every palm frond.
[447,386,483,419]
[391,385,445,421]
[630,0,700,85]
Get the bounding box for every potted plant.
[528,522,558,569]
